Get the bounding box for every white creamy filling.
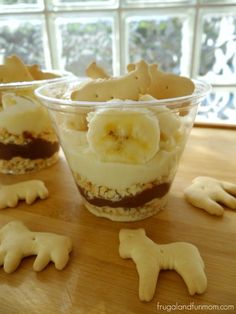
[58,102,189,190]
[0,94,52,135]
[60,127,182,190]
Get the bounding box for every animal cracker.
[184,176,236,215]
[0,180,49,210]
[0,220,72,273]
[119,228,207,302]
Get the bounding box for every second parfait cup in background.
[0,55,71,174]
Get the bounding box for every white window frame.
[0,0,236,127]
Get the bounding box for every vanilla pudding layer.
[61,128,183,190]
[0,98,53,136]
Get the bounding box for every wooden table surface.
[0,127,235,314]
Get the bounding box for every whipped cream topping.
[0,93,52,135]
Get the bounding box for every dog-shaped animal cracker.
[71,60,150,102]
[119,228,207,302]
[0,220,72,273]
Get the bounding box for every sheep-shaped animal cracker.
[119,229,207,302]
[0,180,48,210]
[0,220,72,273]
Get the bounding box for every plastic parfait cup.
[0,71,73,175]
[35,78,210,221]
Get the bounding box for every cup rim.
[35,77,212,110]
[0,70,73,89]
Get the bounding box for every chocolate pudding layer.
[77,182,171,209]
[0,129,60,174]
[0,138,59,160]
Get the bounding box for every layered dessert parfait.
[36,60,210,221]
[0,55,63,174]
[61,99,186,221]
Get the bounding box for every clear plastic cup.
[35,79,210,221]
[0,71,72,174]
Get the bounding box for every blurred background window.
[0,0,236,126]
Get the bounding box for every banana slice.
[87,108,160,164]
[139,94,181,138]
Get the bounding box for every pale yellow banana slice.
[139,94,181,137]
[87,108,160,164]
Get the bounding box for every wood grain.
[0,127,236,314]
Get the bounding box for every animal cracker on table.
[184,176,236,216]
[0,180,48,210]
[119,229,207,302]
[0,220,72,273]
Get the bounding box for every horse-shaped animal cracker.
[119,228,207,302]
